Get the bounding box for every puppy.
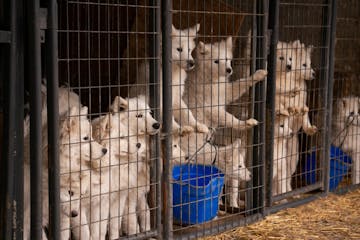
[90,111,146,239]
[23,106,107,240]
[332,96,360,184]
[128,24,208,135]
[110,95,161,136]
[183,37,267,131]
[180,132,251,208]
[272,114,293,196]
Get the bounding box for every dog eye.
[289,57,292,61]
[302,63,307,67]
[279,124,284,128]
[136,114,143,118]
[350,111,355,116]
[238,165,243,168]
[173,144,177,148]
[214,59,219,64]
[83,136,89,141]
[279,56,284,60]
[176,47,183,52]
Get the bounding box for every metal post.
[1,0,25,238]
[265,0,280,208]
[27,0,43,238]
[46,0,60,238]
[324,0,337,193]
[161,0,173,238]
[318,0,334,193]
[252,0,268,215]
[149,0,161,234]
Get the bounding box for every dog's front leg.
[122,190,140,235]
[71,206,91,240]
[302,111,318,135]
[174,99,209,133]
[227,177,239,208]
[225,69,268,105]
[172,100,195,135]
[215,108,258,131]
[59,213,70,240]
[137,191,151,232]
[352,151,360,184]
[109,191,127,240]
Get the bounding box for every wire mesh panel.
[268,0,334,208]
[56,0,161,239]
[331,0,360,193]
[164,1,268,238]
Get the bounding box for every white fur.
[184,37,267,131]
[332,96,360,184]
[272,115,293,196]
[128,24,208,135]
[180,132,251,208]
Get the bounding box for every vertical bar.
[161,0,173,238]
[252,0,268,215]
[46,0,60,238]
[1,0,24,238]
[265,0,280,208]
[318,0,333,193]
[324,0,337,193]
[27,0,43,238]
[149,0,161,233]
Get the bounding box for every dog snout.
[186,60,195,70]
[286,64,292,71]
[102,148,107,155]
[136,142,142,149]
[152,122,160,130]
[226,67,233,75]
[71,210,78,218]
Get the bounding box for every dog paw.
[301,106,309,113]
[245,118,259,126]
[253,69,268,81]
[304,125,318,135]
[195,123,209,133]
[179,125,194,136]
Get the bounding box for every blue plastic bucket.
[304,146,352,191]
[172,164,225,225]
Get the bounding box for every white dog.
[23,106,107,240]
[180,132,251,208]
[332,96,360,184]
[272,114,293,197]
[128,24,208,135]
[183,37,267,131]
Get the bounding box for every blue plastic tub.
[172,164,225,225]
[304,145,352,191]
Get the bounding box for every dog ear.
[110,96,128,113]
[307,45,314,54]
[172,24,178,35]
[189,23,200,35]
[292,40,302,48]
[80,106,88,119]
[225,36,233,51]
[197,41,208,55]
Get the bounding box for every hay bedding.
[202,189,360,240]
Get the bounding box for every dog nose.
[185,156,189,160]
[102,148,107,155]
[286,64,292,71]
[186,60,195,70]
[226,68,233,75]
[68,190,74,197]
[136,143,141,149]
[71,210,78,218]
[290,132,294,138]
[152,122,160,129]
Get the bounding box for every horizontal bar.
[173,213,263,240]
[272,182,323,203]
[0,30,11,43]
[266,192,326,215]
[118,230,158,240]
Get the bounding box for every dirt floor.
[202,189,360,240]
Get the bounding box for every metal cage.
[1,0,357,240]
